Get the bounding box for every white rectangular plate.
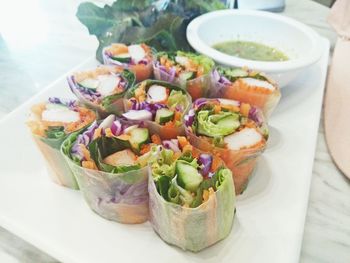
[0,38,329,263]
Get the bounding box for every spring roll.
[184,98,268,194]
[61,115,155,223]
[153,51,215,100]
[123,80,191,140]
[149,137,235,252]
[67,66,135,117]
[210,67,281,117]
[27,97,96,189]
[102,43,153,82]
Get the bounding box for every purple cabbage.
[153,61,176,83]
[198,153,213,177]
[67,75,102,104]
[128,98,166,118]
[184,109,195,127]
[248,107,264,126]
[48,97,77,109]
[162,139,180,152]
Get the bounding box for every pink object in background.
[324,0,350,178]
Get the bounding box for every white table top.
[1,0,348,262]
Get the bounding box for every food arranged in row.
[26,42,281,252]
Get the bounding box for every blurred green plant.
[76,0,225,62]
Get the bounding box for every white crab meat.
[79,78,100,90]
[128,44,146,64]
[175,56,189,66]
[218,98,240,107]
[224,128,262,150]
[96,75,121,96]
[103,149,137,166]
[146,85,168,103]
[122,110,153,121]
[42,106,80,123]
[242,78,275,90]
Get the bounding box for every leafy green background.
[76,0,225,62]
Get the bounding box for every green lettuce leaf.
[76,0,225,63]
[197,110,240,137]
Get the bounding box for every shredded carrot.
[177,136,189,149]
[191,147,200,159]
[214,104,221,113]
[82,160,98,170]
[140,144,151,155]
[174,111,182,122]
[182,144,193,153]
[240,103,251,117]
[173,151,182,160]
[108,43,128,55]
[221,104,240,113]
[210,156,222,172]
[134,83,146,102]
[104,128,114,137]
[197,65,204,77]
[93,128,102,140]
[202,189,210,202]
[163,121,175,128]
[151,134,162,144]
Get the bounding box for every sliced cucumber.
[78,78,99,90]
[111,53,131,63]
[176,161,203,192]
[129,128,150,151]
[155,108,174,125]
[226,68,248,78]
[178,71,195,82]
[216,115,240,132]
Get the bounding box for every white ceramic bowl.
[187,9,323,87]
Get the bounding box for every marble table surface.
[0,0,348,262]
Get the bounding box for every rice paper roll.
[123,80,191,140]
[102,43,153,82]
[27,98,96,189]
[149,138,235,252]
[153,51,215,100]
[61,115,155,223]
[184,98,268,194]
[210,67,281,118]
[67,66,135,117]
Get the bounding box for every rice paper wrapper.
[64,156,149,224]
[67,71,134,118]
[186,132,266,195]
[32,135,79,189]
[209,74,281,118]
[148,169,235,252]
[146,121,186,140]
[103,50,153,82]
[153,64,211,101]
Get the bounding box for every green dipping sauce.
[213,40,289,62]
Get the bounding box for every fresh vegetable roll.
[149,137,235,252]
[102,43,153,82]
[123,80,191,140]
[27,97,96,189]
[153,51,215,100]
[67,66,135,117]
[61,115,154,223]
[210,67,281,117]
[184,98,268,194]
